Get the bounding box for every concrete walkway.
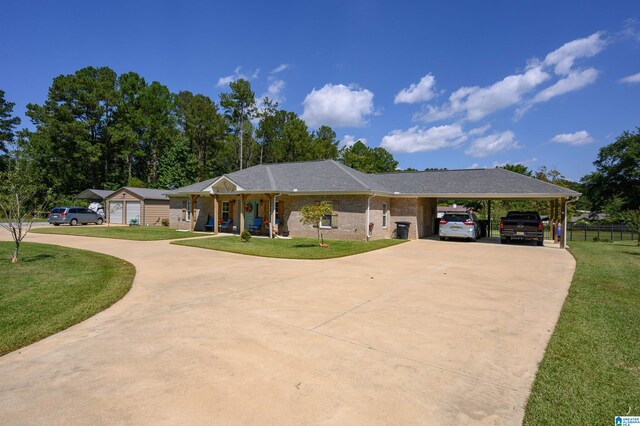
[0,232,575,425]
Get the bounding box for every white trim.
[203,176,244,194]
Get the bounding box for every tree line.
[0,66,638,218]
[0,67,398,204]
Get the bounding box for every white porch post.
[269,194,276,238]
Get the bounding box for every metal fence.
[487,222,636,242]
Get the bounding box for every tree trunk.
[12,240,20,263]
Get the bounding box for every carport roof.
[75,189,114,200]
[168,160,580,199]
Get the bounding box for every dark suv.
[47,207,104,226]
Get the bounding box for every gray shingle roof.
[168,160,580,199]
[107,187,169,201]
[374,168,580,197]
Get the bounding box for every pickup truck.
[499,211,544,246]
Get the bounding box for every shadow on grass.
[21,253,56,262]
[293,243,318,248]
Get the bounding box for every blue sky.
[1,1,639,181]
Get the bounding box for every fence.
[487,222,636,242]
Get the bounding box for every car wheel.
[470,237,477,242]
[500,238,507,244]
[439,236,445,241]
[537,240,544,246]
[97,218,104,225]
[82,223,87,225]
[70,218,78,226]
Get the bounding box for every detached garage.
[105,187,170,226]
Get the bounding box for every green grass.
[33,225,198,240]
[0,242,135,356]
[524,241,640,424]
[172,235,406,259]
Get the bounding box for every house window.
[222,201,230,220]
[186,200,191,222]
[382,203,388,228]
[320,201,333,228]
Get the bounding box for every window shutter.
[331,201,339,228]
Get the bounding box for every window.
[222,201,230,221]
[186,200,191,221]
[320,201,333,228]
[382,203,388,228]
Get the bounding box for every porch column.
[560,197,567,249]
[269,194,275,238]
[553,199,559,243]
[190,194,196,232]
[213,194,219,234]
[239,194,245,232]
[549,199,554,242]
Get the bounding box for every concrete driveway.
[0,232,574,425]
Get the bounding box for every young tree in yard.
[300,201,333,245]
[618,210,640,246]
[0,168,50,262]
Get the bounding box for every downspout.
[366,194,376,241]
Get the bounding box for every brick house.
[166,160,579,241]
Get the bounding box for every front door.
[244,200,257,231]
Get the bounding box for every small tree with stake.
[300,201,333,246]
[0,169,50,262]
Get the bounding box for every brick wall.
[390,198,418,239]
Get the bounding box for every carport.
[375,168,580,248]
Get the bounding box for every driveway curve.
[0,232,575,425]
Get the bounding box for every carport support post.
[560,198,567,249]
[213,194,219,234]
[487,200,492,237]
[549,200,554,241]
[553,199,560,243]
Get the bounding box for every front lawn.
[524,241,640,424]
[172,235,406,259]
[33,225,197,241]
[0,242,135,356]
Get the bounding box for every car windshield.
[50,208,66,213]
[442,214,470,222]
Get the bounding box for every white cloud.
[380,124,467,153]
[468,163,481,169]
[271,64,289,74]
[341,135,366,147]
[394,74,437,104]
[620,72,640,84]
[216,66,260,87]
[465,131,520,158]
[419,32,606,123]
[301,84,375,128]
[516,68,599,117]
[266,79,285,99]
[419,66,550,122]
[543,32,606,75]
[551,130,594,146]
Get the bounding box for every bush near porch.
[171,236,406,259]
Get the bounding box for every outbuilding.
[105,187,170,226]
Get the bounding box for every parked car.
[439,212,481,242]
[47,207,104,226]
[500,211,544,245]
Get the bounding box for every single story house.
[105,187,170,226]
[167,160,579,245]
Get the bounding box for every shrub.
[240,230,251,242]
[161,218,170,227]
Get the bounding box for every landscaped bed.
[524,241,639,424]
[0,242,135,356]
[32,225,197,241]
[172,235,406,259]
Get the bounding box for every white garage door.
[126,202,141,225]
[109,201,123,224]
